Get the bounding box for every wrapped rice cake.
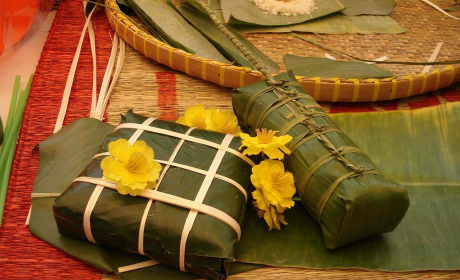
[232,71,409,249]
[53,110,254,280]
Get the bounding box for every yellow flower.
[176,105,211,130]
[206,109,242,136]
[239,129,293,160]
[177,105,242,136]
[101,139,162,196]
[251,160,296,209]
[265,205,288,231]
[253,190,288,231]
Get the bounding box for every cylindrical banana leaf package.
[53,110,254,280]
[232,71,410,249]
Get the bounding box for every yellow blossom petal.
[175,105,209,129]
[252,189,269,210]
[250,159,296,209]
[109,139,131,163]
[206,110,242,136]
[239,129,292,159]
[264,206,288,231]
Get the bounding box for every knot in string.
[349,165,366,173]
[286,89,298,97]
[267,78,286,86]
[331,147,343,157]
[314,125,326,132]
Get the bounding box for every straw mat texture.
[0,0,112,278]
[0,0,458,279]
[105,0,460,102]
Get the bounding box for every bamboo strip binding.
[104,0,460,102]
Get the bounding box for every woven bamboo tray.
[104,0,460,102]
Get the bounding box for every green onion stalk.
[0,75,33,226]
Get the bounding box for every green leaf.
[125,0,230,63]
[175,4,280,73]
[284,54,394,79]
[221,0,344,26]
[0,117,3,146]
[338,0,395,16]
[235,100,460,271]
[32,118,115,194]
[231,14,407,34]
[445,5,460,11]
[30,100,460,276]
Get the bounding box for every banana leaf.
[231,14,407,34]
[235,99,460,271]
[284,55,394,79]
[445,5,460,11]
[30,99,460,277]
[52,110,254,280]
[220,0,344,26]
[339,0,395,16]
[232,71,408,249]
[174,3,280,74]
[29,117,261,280]
[125,0,230,64]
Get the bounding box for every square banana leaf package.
[52,110,254,280]
[232,71,410,249]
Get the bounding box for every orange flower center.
[256,128,277,144]
[190,115,207,129]
[124,151,149,173]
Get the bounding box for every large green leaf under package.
[236,100,460,270]
[232,71,409,249]
[52,110,254,280]
[30,99,460,278]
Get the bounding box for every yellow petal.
[109,139,131,162]
[110,161,128,176]
[121,174,136,185]
[182,104,209,129]
[280,197,295,208]
[101,156,116,172]
[129,171,149,183]
[176,117,187,125]
[264,191,280,206]
[266,207,282,231]
[252,190,269,210]
[116,181,130,195]
[147,161,162,182]
[275,211,288,226]
[243,146,264,156]
[130,180,148,190]
[273,134,293,145]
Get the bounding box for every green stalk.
[0,75,33,226]
[0,117,3,146]
[0,76,20,173]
